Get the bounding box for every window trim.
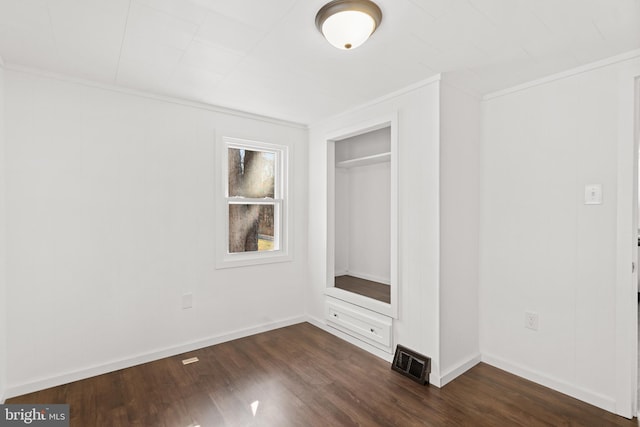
[216,136,291,269]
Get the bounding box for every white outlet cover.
[525,311,539,331]
[182,292,193,309]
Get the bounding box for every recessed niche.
[325,116,398,318]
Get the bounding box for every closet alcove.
[334,127,391,302]
[325,115,398,352]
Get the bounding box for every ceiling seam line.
[115,0,133,84]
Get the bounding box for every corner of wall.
[0,56,7,404]
[478,52,640,417]
[437,77,482,381]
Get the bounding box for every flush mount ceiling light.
[315,0,382,50]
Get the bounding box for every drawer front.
[325,297,393,351]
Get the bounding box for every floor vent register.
[391,345,431,385]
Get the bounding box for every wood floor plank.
[335,275,391,303]
[6,323,637,426]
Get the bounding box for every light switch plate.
[584,184,602,205]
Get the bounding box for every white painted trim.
[325,286,394,317]
[439,76,482,101]
[429,374,442,388]
[345,270,391,285]
[484,49,640,101]
[215,137,292,269]
[481,353,616,414]
[439,354,481,386]
[3,316,306,400]
[324,114,397,142]
[324,113,399,319]
[305,315,447,387]
[0,58,6,407]
[306,315,394,362]
[314,75,441,126]
[614,61,640,419]
[2,63,306,129]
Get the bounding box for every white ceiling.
[0,0,638,124]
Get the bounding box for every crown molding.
[3,63,307,129]
[313,73,441,126]
[483,49,640,101]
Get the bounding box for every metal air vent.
[391,345,431,385]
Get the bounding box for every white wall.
[0,61,7,403]
[335,128,390,161]
[3,69,308,396]
[439,80,481,383]
[480,56,640,411]
[345,162,390,283]
[308,79,443,382]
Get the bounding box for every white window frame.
[216,136,290,269]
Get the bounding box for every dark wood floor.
[335,275,391,303]
[8,323,638,426]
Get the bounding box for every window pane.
[228,148,275,198]
[228,204,276,253]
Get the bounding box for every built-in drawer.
[325,296,393,352]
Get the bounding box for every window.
[217,137,290,268]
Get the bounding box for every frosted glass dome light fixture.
[315,0,382,50]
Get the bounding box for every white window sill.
[215,251,292,269]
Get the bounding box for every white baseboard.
[428,372,442,388]
[306,315,394,363]
[481,353,616,414]
[343,271,390,285]
[4,315,306,399]
[306,315,444,387]
[440,354,481,386]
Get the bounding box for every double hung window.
[218,137,289,267]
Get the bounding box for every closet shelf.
[336,152,391,168]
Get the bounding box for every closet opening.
[325,114,398,318]
[334,127,391,304]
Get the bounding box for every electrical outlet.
[525,311,539,331]
[182,293,193,310]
